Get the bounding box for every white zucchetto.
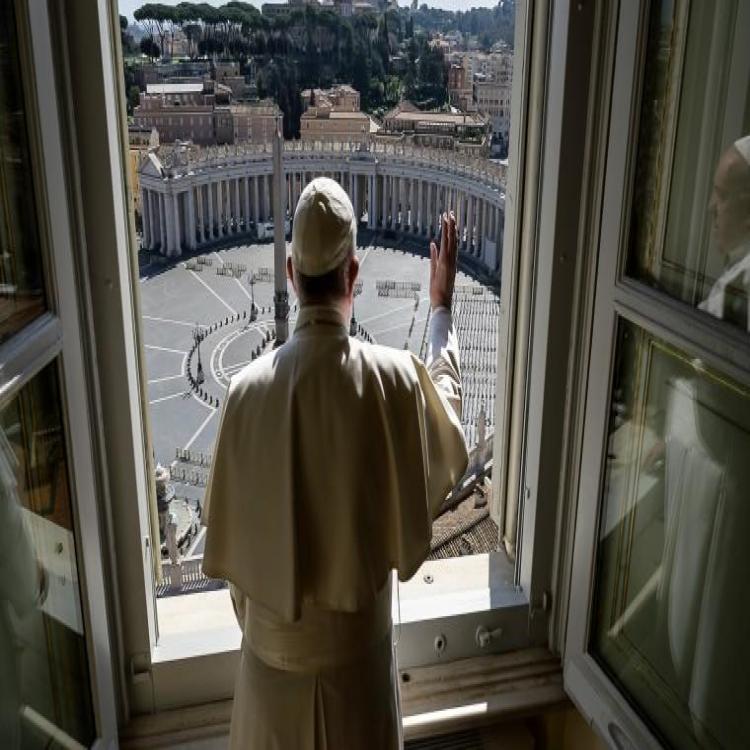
[291,177,356,277]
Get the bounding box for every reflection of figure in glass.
[0,430,44,748]
[660,359,750,746]
[202,178,468,749]
[700,135,750,330]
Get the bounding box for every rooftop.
[146,83,205,95]
[386,107,487,127]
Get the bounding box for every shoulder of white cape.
[225,335,427,401]
[735,134,750,165]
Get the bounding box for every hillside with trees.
[128,2,509,135]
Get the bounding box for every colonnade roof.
[142,140,507,190]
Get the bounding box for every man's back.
[202,179,464,749]
[203,303,467,623]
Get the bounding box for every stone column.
[216,180,224,236]
[480,200,490,258]
[475,199,483,256]
[394,176,400,227]
[416,180,423,235]
[351,174,358,223]
[465,194,474,253]
[457,191,464,241]
[226,179,232,234]
[380,175,386,227]
[173,192,182,254]
[141,188,151,249]
[368,174,376,229]
[206,184,212,240]
[187,187,196,250]
[147,188,155,248]
[244,177,250,233]
[148,190,157,250]
[253,175,260,223]
[408,177,417,234]
[164,193,174,256]
[428,181,433,234]
[233,178,240,234]
[225,179,230,234]
[194,186,201,243]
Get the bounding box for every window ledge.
[152,553,522,664]
[122,648,564,747]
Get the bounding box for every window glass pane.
[591,319,750,749]
[124,5,519,605]
[0,363,95,747]
[627,0,750,334]
[0,1,47,343]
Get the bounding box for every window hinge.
[130,652,152,685]
[530,590,552,619]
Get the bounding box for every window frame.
[61,0,602,729]
[0,0,119,745]
[564,0,750,747]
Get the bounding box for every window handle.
[475,625,503,648]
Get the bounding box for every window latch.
[475,625,503,648]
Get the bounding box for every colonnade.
[141,172,274,256]
[139,143,505,271]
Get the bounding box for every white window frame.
[1,1,118,745]
[57,0,604,733]
[564,1,750,747]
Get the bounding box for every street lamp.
[249,273,257,321]
[193,324,205,386]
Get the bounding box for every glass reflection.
[699,137,750,329]
[0,365,95,748]
[0,2,47,343]
[592,320,750,749]
[627,0,750,334]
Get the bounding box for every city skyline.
[118,0,501,23]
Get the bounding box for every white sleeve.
[424,306,463,421]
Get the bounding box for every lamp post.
[249,273,257,321]
[192,324,205,386]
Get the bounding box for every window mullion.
[614,280,750,384]
[0,312,62,408]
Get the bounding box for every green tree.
[134,4,171,58]
[139,36,161,61]
[127,84,141,114]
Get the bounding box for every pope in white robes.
[203,177,468,749]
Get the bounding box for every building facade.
[474,79,513,143]
[447,64,474,112]
[300,85,371,144]
[133,81,281,146]
[379,102,491,156]
[138,141,505,272]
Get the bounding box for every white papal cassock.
[203,302,468,749]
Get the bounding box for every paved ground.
[140,238,499,551]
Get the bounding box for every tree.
[128,85,141,114]
[120,15,138,56]
[134,4,170,58]
[140,36,161,61]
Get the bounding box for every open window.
[0,0,117,744]
[565,1,750,747]
[44,0,607,738]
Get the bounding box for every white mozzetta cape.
[203,304,468,622]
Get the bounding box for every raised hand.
[429,211,458,311]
